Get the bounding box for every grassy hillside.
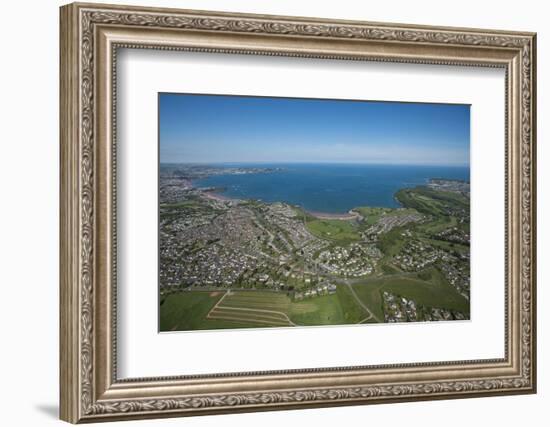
[306,219,361,242]
[352,268,469,317]
[160,286,369,331]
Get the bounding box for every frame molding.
[60,2,536,423]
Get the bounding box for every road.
[341,281,381,323]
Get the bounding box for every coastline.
[188,169,467,221]
[198,186,360,219]
[177,163,469,220]
[201,190,238,203]
[305,209,361,221]
[204,188,362,220]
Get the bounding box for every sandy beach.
[202,190,238,202]
[306,210,361,221]
[201,187,360,220]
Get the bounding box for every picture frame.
[59,2,537,423]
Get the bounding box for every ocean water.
[193,164,469,214]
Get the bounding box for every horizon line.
[159,161,470,167]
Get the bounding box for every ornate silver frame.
[60,2,537,423]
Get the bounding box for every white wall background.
[0,0,546,426]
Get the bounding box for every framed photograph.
[60,2,537,423]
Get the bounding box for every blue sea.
[194,164,469,214]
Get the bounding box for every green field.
[395,187,468,217]
[305,219,361,242]
[420,236,469,254]
[351,282,385,321]
[351,268,469,318]
[374,186,470,258]
[159,291,224,331]
[379,262,402,274]
[377,227,408,257]
[160,287,370,331]
[354,207,392,225]
[160,270,469,332]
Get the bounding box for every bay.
[193,163,469,214]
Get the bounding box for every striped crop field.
[160,287,370,331]
[207,291,295,327]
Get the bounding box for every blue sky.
[159,93,470,166]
